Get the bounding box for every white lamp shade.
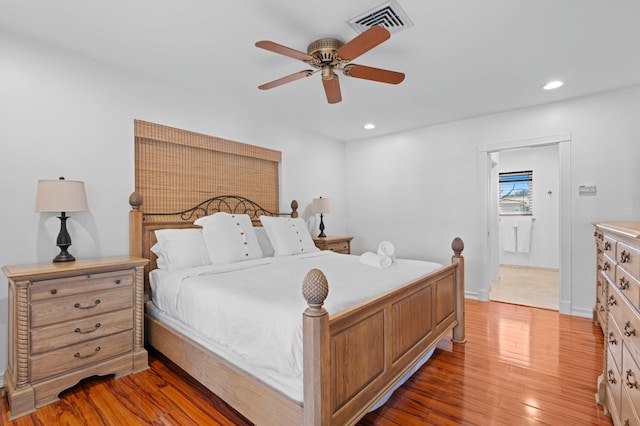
[311,197,331,214]
[35,179,89,213]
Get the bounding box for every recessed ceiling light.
[543,80,564,90]
[364,123,376,130]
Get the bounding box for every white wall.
[346,84,640,317]
[0,31,347,380]
[497,146,559,268]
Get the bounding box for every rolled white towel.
[377,241,396,262]
[359,251,393,269]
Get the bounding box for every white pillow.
[151,228,211,270]
[194,212,263,263]
[259,216,319,256]
[254,226,274,257]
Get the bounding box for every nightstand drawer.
[31,308,134,355]
[30,330,133,382]
[31,287,133,328]
[326,241,349,253]
[31,270,133,302]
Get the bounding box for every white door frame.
[476,133,572,314]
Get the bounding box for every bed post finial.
[291,199,299,218]
[452,237,464,256]
[302,268,328,312]
[129,192,143,211]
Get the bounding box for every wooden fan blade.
[335,26,391,61]
[258,70,314,90]
[255,40,314,62]
[344,64,405,84]
[322,76,342,104]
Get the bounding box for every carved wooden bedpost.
[129,192,143,258]
[291,200,299,218]
[451,237,466,343]
[302,269,330,426]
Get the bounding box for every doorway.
[476,133,572,314]
[488,146,559,310]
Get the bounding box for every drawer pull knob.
[604,241,611,251]
[50,289,58,295]
[74,323,101,334]
[608,369,617,384]
[620,250,631,263]
[74,299,101,309]
[620,277,630,290]
[626,370,638,388]
[608,295,617,306]
[608,332,618,345]
[115,279,121,284]
[624,321,636,337]
[74,346,101,359]
[603,262,610,271]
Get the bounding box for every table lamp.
[35,177,89,262]
[311,197,331,238]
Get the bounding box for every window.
[499,171,532,215]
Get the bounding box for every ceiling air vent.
[347,0,414,34]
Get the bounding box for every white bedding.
[150,251,443,401]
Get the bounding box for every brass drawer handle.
[608,295,617,306]
[626,369,638,388]
[625,321,636,337]
[74,346,101,359]
[608,332,618,345]
[620,250,631,264]
[608,369,617,384]
[604,241,611,251]
[74,299,101,309]
[603,262,611,271]
[74,323,101,334]
[599,305,605,313]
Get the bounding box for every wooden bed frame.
[129,120,465,425]
[129,193,465,425]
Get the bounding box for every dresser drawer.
[619,242,640,280]
[604,235,617,256]
[30,330,133,382]
[619,266,640,309]
[622,387,640,426]
[603,253,617,284]
[609,281,640,355]
[31,287,133,328]
[623,344,640,412]
[30,269,133,302]
[31,308,133,355]
[608,347,623,419]
[609,312,624,370]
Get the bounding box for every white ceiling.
[3,0,640,142]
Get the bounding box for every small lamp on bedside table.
[36,177,89,263]
[311,197,331,238]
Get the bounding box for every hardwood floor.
[1,300,612,425]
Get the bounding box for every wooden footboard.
[303,238,465,425]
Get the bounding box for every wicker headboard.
[129,120,297,288]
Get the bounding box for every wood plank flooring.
[1,300,612,425]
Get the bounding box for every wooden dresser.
[594,223,640,425]
[313,235,353,254]
[2,256,148,420]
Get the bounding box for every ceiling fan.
[255,26,405,104]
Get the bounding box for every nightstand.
[2,256,148,420]
[313,236,354,254]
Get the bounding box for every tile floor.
[489,264,559,310]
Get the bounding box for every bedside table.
[2,256,148,420]
[313,236,354,254]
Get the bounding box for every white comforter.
[150,251,442,378]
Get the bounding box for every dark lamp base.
[53,249,76,263]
